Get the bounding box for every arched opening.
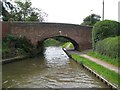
[36,36,79,52]
[53,36,79,50]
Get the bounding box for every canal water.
[2,47,108,88]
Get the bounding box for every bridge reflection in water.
[2,47,108,88]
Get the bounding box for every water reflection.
[44,47,69,67]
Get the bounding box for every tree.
[1,0,14,21]
[14,0,47,21]
[2,0,47,21]
[81,14,101,26]
[0,1,2,20]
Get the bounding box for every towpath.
[67,50,120,74]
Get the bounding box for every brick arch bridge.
[2,22,92,51]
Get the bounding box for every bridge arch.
[36,35,79,51]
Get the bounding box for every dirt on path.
[68,50,120,74]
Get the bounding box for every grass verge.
[88,51,119,67]
[71,54,120,87]
[62,42,74,49]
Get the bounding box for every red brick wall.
[2,22,11,38]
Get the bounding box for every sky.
[30,0,119,24]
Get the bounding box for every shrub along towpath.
[68,50,120,74]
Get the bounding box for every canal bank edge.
[62,48,118,90]
[2,55,29,64]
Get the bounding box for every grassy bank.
[71,54,120,87]
[88,51,119,67]
[62,42,74,49]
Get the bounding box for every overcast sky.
[31,0,119,24]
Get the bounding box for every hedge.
[95,36,120,59]
[2,35,34,54]
[92,20,120,50]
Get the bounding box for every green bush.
[15,36,34,53]
[54,37,69,43]
[43,38,60,47]
[3,34,19,42]
[95,36,120,59]
[2,35,34,56]
[92,20,120,50]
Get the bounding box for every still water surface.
[2,47,108,88]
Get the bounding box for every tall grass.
[95,36,119,59]
[88,51,119,67]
